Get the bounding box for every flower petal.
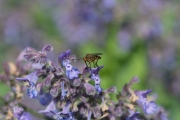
[42,45,53,52]
[84,83,95,95]
[38,101,56,114]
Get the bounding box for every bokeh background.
[0,0,180,119]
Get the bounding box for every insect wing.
[90,53,103,56]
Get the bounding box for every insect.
[79,53,102,68]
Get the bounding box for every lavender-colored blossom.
[53,112,74,120]
[36,81,44,93]
[92,106,102,118]
[19,112,32,120]
[87,110,92,120]
[11,45,169,120]
[52,109,74,120]
[16,70,39,85]
[135,90,152,103]
[61,81,67,99]
[27,85,38,98]
[62,59,71,67]
[90,66,103,94]
[95,84,103,94]
[50,86,59,97]
[144,101,157,114]
[84,83,96,95]
[57,100,71,114]
[55,101,74,120]
[91,66,104,75]
[38,90,52,106]
[65,63,73,71]
[44,73,54,86]
[126,110,139,120]
[91,73,101,84]
[24,45,53,64]
[73,78,81,86]
[65,64,80,80]
[91,66,103,94]
[58,50,71,62]
[104,86,116,94]
[157,111,168,120]
[13,106,32,120]
[135,90,157,115]
[53,114,63,120]
[42,45,53,52]
[39,101,56,114]
[13,106,24,118]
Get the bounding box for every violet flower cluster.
[0,45,168,120]
[0,51,33,120]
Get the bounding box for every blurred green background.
[1,0,180,119]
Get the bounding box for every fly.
[79,53,102,68]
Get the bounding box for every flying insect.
[79,53,102,68]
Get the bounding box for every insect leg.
[85,61,88,68]
[93,61,96,68]
[96,59,99,67]
[88,62,92,75]
[88,61,91,69]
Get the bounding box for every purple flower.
[159,112,168,120]
[51,100,74,120]
[27,85,38,98]
[16,71,39,98]
[144,101,157,114]
[53,114,63,120]
[58,50,71,63]
[61,81,68,99]
[44,73,54,86]
[91,66,104,75]
[12,45,170,120]
[13,106,24,118]
[156,109,169,120]
[62,59,71,67]
[24,45,53,64]
[38,90,52,106]
[53,112,74,120]
[57,100,71,114]
[16,70,39,85]
[42,45,53,52]
[126,110,139,120]
[55,101,74,120]
[39,101,56,114]
[50,86,59,97]
[19,112,32,120]
[91,73,101,84]
[90,66,104,94]
[95,84,102,94]
[104,86,116,94]
[84,83,96,95]
[87,110,92,120]
[13,106,32,120]
[65,64,80,80]
[135,90,157,115]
